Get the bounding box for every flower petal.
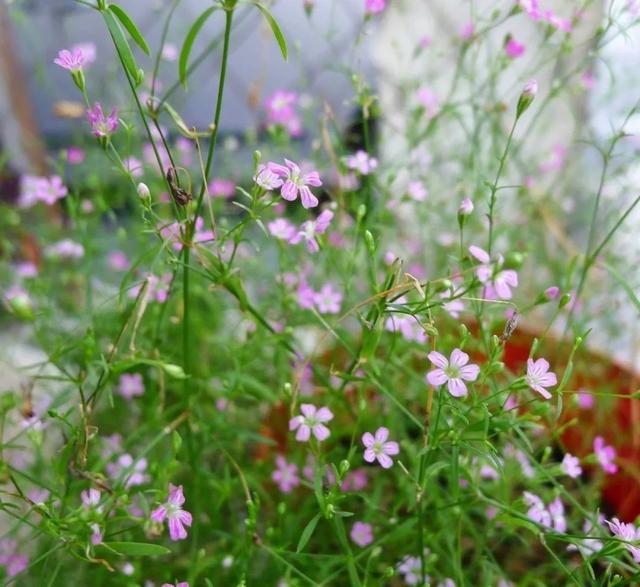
[449,348,469,368]
[447,378,468,397]
[427,369,447,386]
[374,427,389,443]
[427,351,448,368]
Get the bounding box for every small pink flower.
[523,491,551,527]
[593,436,617,474]
[268,218,297,240]
[407,181,428,202]
[577,389,594,409]
[460,21,475,40]
[426,349,480,398]
[289,404,333,442]
[313,283,342,314]
[270,159,322,208]
[209,178,236,198]
[544,286,560,299]
[548,497,567,533]
[162,583,189,587]
[523,79,538,97]
[417,86,440,117]
[350,521,374,547]
[264,90,302,137]
[87,103,119,138]
[362,427,399,468]
[118,373,144,400]
[342,469,368,491]
[525,358,557,400]
[81,488,101,508]
[561,453,582,478]
[255,163,285,191]
[458,197,474,216]
[0,540,28,577]
[364,0,386,14]
[67,146,86,164]
[90,523,103,545]
[606,518,640,562]
[272,455,300,493]
[108,251,130,272]
[72,42,96,65]
[505,38,526,58]
[345,151,378,175]
[54,47,85,71]
[289,209,334,253]
[469,245,518,300]
[151,484,193,541]
[46,239,84,259]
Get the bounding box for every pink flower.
[72,42,97,65]
[517,0,541,19]
[525,358,557,400]
[45,239,84,259]
[289,404,334,442]
[209,178,236,198]
[313,283,342,314]
[417,87,439,117]
[269,159,322,208]
[426,349,480,398]
[26,175,68,206]
[108,251,130,272]
[561,453,582,478]
[345,150,378,175]
[577,389,594,409]
[398,556,422,585]
[523,491,551,527]
[593,436,617,474]
[362,427,399,469]
[385,313,427,343]
[106,453,149,488]
[0,540,28,577]
[365,0,386,14]
[549,497,567,533]
[342,469,368,491]
[87,102,119,138]
[123,156,144,177]
[67,146,86,164]
[268,218,297,240]
[523,79,538,97]
[407,181,428,201]
[505,38,526,58]
[255,163,285,191]
[90,523,103,545]
[459,197,474,216]
[162,583,189,587]
[151,484,193,541]
[118,373,144,400]
[539,144,567,173]
[350,521,374,547]
[81,488,101,508]
[460,21,475,40]
[544,286,560,299]
[469,245,519,300]
[289,210,334,253]
[272,455,300,493]
[606,518,640,562]
[54,47,85,71]
[265,90,302,137]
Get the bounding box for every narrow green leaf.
[296,514,321,553]
[108,4,150,55]
[180,7,218,88]
[103,10,139,82]
[602,262,640,313]
[100,542,171,557]
[253,2,288,61]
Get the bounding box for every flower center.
[444,365,461,379]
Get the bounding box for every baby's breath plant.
[1,1,640,586]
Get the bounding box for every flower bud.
[516,79,538,118]
[559,292,572,308]
[137,182,151,201]
[544,286,560,300]
[458,197,474,216]
[303,0,314,15]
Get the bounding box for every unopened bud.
[516,79,538,118]
[545,286,560,300]
[137,182,151,201]
[559,292,572,308]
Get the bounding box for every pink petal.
[459,364,480,381]
[449,348,469,368]
[383,441,400,455]
[177,510,192,526]
[374,427,389,443]
[313,423,330,441]
[531,384,552,400]
[296,425,311,441]
[168,517,187,540]
[427,369,447,386]
[281,181,298,201]
[427,351,448,368]
[315,407,334,422]
[362,432,375,447]
[469,245,490,263]
[150,505,166,523]
[447,378,468,397]
[300,404,316,418]
[363,448,376,463]
[289,416,302,431]
[299,186,319,209]
[377,453,393,469]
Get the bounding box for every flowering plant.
[1,0,640,585]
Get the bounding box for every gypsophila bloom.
[523,491,551,527]
[162,583,189,587]
[81,488,101,509]
[0,540,28,578]
[255,162,285,191]
[54,47,85,71]
[269,159,322,208]
[72,42,96,64]
[313,283,342,314]
[151,484,193,541]
[606,518,640,562]
[45,239,85,259]
[271,455,300,493]
[523,79,538,96]
[268,218,297,241]
[362,427,400,469]
[345,150,378,175]
[106,453,149,488]
[561,453,582,478]
[398,555,422,585]
[87,102,119,138]
[525,358,557,399]
[593,436,617,474]
[289,209,334,253]
[289,404,334,442]
[469,245,519,300]
[365,0,386,14]
[545,285,560,299]
[426,349,480,398]
[118,373,145,400]
[407,180,428,201]
[459,197,474,216]
[19,175,68,207]
[505,38,525,58]
[548,497,567,533]
[209,178,236,198]
[265,90,302,136]
[350,522,374,547]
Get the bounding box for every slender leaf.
[103,10,140,82]
[179,6,218,87]
[99,542,171,557]
[602,262,640,313]
[253,2,288,61]
[296,514,321,553]
[108,4,150,55]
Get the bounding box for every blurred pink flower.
[345,150,378,175]
[118,373,144,400]
[209,178,236,198]
[505,38,526,58]
[365,0,386,14]
[417,87,440,117]
[313,283,342,314]
[350,521,374,547]
[269,218,297,240]
[289,209,334,253]
[606,518,640,562]
[108,250,130,272]
[593,436,617,474]
[46,239,84,259]
[561,453,582,478]
[272,456,300,493]
[67,146,86,164]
